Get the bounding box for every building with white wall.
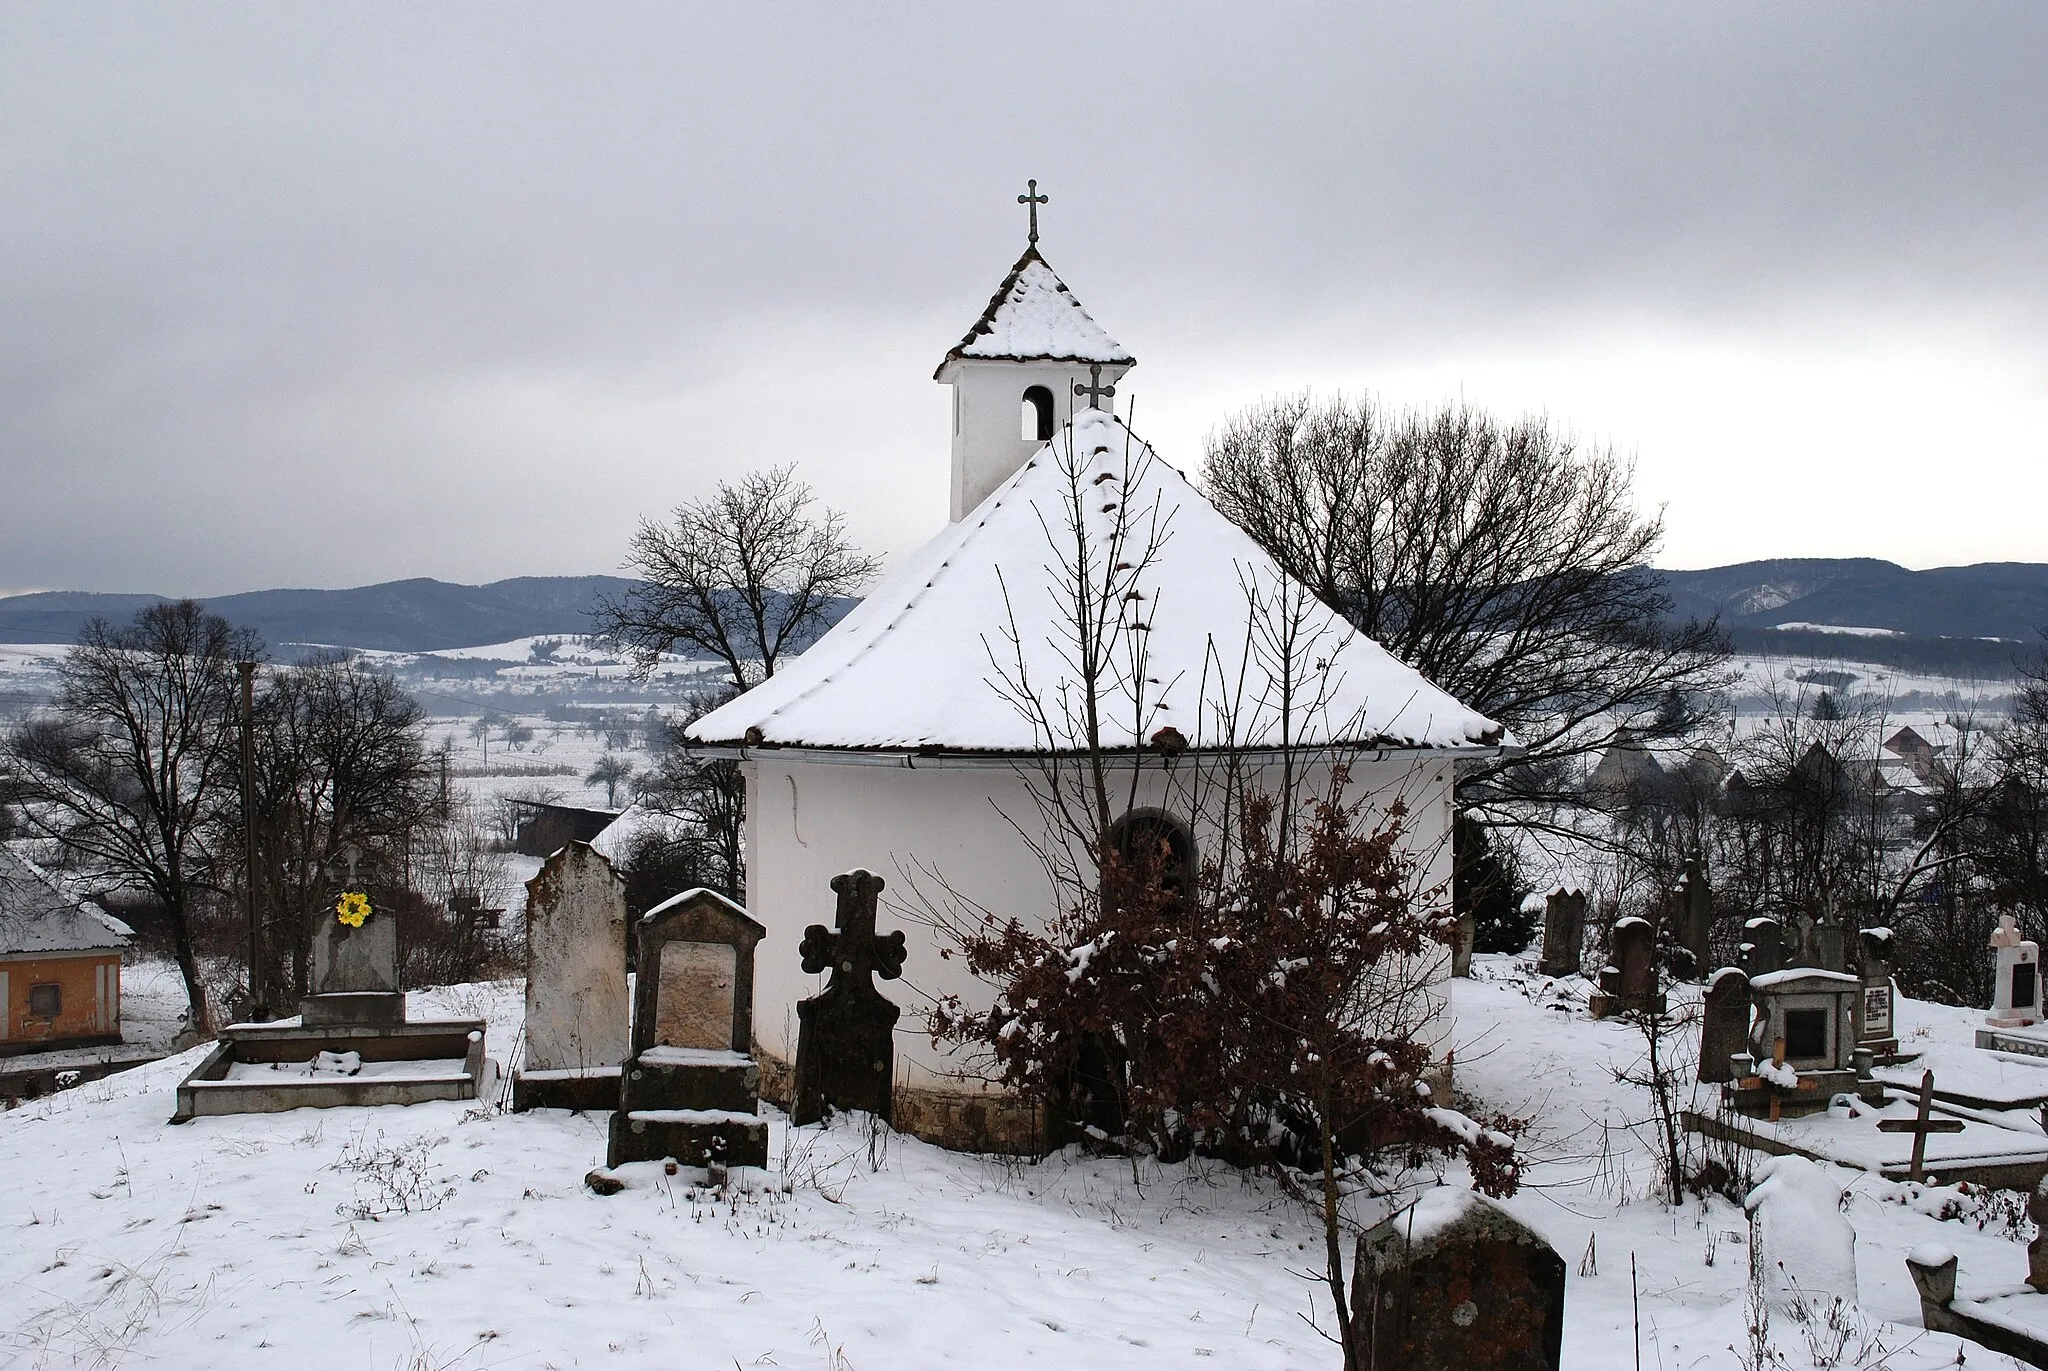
[689,232,1503,1147]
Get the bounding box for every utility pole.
[238,660,266,1020]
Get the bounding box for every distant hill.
[6,559,2043,675]
[0,576,644,652]
[1655,559,2048,642]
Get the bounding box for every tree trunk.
[166,892,215,1039]
[1320,1080,1359,1371]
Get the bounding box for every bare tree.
[5,601,259,1037]
[1202,392,1730,818]
[233,654,438,1001]
[584,752,634,808]
[592,464,880,689]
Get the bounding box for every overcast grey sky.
[3,3,2043,596]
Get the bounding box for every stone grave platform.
[1685,1086,2048,1190]
[172,1013,487,1122]
[1870,1041,2048,1111]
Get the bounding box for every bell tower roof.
[933,246,1133,380]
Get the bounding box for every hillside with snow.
[1,964,2031,1369]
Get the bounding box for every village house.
[0,849,129,1055]
[688,231,1504,1147]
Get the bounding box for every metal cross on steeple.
[1075,362,1116,411]
[1017,178,1049,245]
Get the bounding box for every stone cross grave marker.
[1877,1070,1965,1182]
[1536,888,1586,978]
[1350,1188,1566,1371]
[1990,914,2043,1028]
[514,842,628,1111]
[792,869,907,1126]
[1697,967,1750,1084]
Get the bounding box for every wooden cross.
[1018,178,1049,245]
[1877,1070,1964,1182]
[1074,362,1116,411]
[799,869,907,992]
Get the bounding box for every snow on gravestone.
[1745,1155,1857,1310]
[521,842,629,1073]
[1350,1187,1566,1371]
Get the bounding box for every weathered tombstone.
[1350,1188,1566,1371]
[1990,914,2044,1029]
[606,887,769,1170]
[1746,1156,1856,1310]
[1451,910,1477,978]
[513,842,629,1112]
[1748,969,1859,1074]
[1809,913,1847,976]
[1674,858,1714,980]
[1739,917,1786,978]
[1588,917,1662,1020]
[1698,968,1751,1083]
[1855,926,1899,1058]
[792,869,907,1126]
[304,885,401,1027]
[1536,888,1586,979]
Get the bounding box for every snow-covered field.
[1,962,2034,1369]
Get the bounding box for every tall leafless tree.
[593,464,880,689]
[1203,393,1730,821]
[233,653,438,1000]
[5,601,259,1037]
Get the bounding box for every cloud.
[1,3,2043,592]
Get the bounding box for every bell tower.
[934,185,1134,523]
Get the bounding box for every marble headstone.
[514,842,629,1111]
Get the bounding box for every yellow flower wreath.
[336,890,373,928]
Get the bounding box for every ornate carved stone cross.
[1074,362,1116,411]
[1017,178,1049,245]
[793,869,907,1125]
[799,870,906,990]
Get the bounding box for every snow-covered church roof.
[689,410,1504,756]
[934,247,1133,375]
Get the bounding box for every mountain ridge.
[3,559,2044,662]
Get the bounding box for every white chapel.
[689,221,1504,1147]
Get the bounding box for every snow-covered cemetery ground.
[5,957,2041,1368]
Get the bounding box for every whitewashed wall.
[742,751,1458,1096]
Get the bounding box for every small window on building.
[28,983,60,1018]
[1021,385,1055,441]
[1784,1007,1828,1060]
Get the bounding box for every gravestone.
[1855,926,1899,1058]
[792,869,907,1126]
[1747,1156,1856,1310]
[1350,1188,1566,1371]
[1536,888,1586,979]
[1697,967,1750,1084]
[1452,910,1476,978]
[1588,917,1662,1020]
[1990,914,2043,1029]
[1674,858,1714,980]
[513,842,629,1112]
[1739,917,1786,978]
[606,887,769,1170]
[304,886,401,1026]
[1748,969,1859,1073]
